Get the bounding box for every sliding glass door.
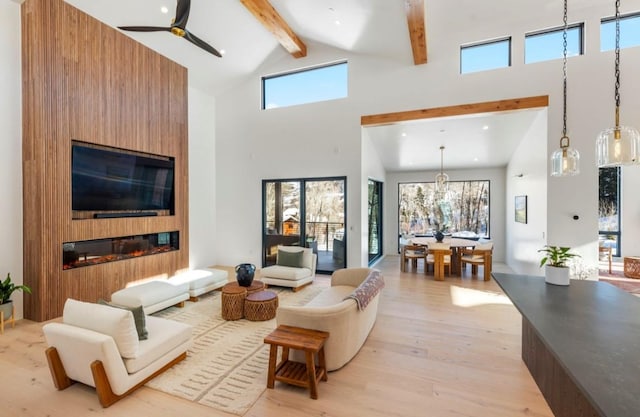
[263,177,346,274]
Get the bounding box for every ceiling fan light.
[551,144,580,176]
[596,124,640,167]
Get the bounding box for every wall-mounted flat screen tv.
[72,142,175,213]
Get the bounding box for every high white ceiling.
[61,0,611,171]
[365,109,545,172]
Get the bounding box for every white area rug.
[146,285,322,415]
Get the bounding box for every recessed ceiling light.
[160,6,169,14]
[482,125,489,130]
[401,132,407,137]
[335,20,341,25]
[474,157,479,162]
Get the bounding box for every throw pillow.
[277,249,304,268]
[98,299,148,340]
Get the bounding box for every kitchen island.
[492,272,640,417]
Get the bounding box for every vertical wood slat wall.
[21,0,190,322]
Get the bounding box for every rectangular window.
[525,24,584,64]
[262,61,348,109]
[601,13,640,51]
[398,181,490,250]
[460,38,511,74]
[599,167,621,257]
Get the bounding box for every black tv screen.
[72,143,175,213]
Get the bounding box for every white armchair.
[260,245,317,291]
[42,299,191,407]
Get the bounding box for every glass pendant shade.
[551,142,580,176]
[551,0,580,177]
[596,124,640,167]
[434,145,449,197]
[596,0,640,167]
[434,172,449,193]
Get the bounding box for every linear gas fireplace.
[63,231,179,270]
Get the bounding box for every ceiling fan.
[118,0,222,57]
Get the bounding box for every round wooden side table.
[623,256,640,279]
[244,290,279,321]
[223,280,266,295]
[221,285,247,320]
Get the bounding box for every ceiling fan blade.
[118,26,171,33]
[173,0,191,30]
[184,30,222,57]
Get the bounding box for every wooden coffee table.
[244,290,278,321]
[264,325,329,399]
[223,280,265,295]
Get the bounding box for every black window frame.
[460,37,512,74]
[261,61,348,110]
[524,23,584,64]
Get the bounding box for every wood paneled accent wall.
[21,0,189,321]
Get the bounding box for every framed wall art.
[515,195,527,224]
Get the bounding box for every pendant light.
[434,146,449,198]
[551,0,580,176]
[596,0,640,167]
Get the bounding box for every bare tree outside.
[399,181,490,238]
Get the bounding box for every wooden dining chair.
[402,245,427,273]
[459,242,494,281]
[426,243,451,280]
[598,245,612,274]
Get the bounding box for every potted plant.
[538,246,580,286]
[0,273,32,320]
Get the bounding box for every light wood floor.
[1,257,553,417]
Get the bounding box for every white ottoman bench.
[111,280,189,315]
[170,268,229,301]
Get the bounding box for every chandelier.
[596,0,640,167]
[434,145,449,198]
[550,0,580,176]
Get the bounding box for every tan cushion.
[123,316,192,373]
[260,265,312,281]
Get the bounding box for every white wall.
[506,110,548,275]
[214,2,640,273]
[385,168,506,262]
[361,128,387,265]
[215,43,364,268]
[188,86,217,269]
[621,167,640,257]
[1,1,25,318]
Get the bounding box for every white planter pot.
[545,265,570,286]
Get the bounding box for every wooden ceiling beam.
[240,0,307,58]
[405,0,427,65]
[361,96,550,127]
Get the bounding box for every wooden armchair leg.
[90,352,187,408]
[45,347,73,390]
[91,360,121,408]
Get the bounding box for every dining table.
[400,237,479,278]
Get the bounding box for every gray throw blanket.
[344,270,385,311]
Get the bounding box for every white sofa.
[260,246,317,291]
[111,268,228,314]
[43,298,192,407]
[276,267,383,371]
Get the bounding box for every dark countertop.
[492,273,640,417]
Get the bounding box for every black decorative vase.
[235,263,256,287]
[435,231,445,243]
